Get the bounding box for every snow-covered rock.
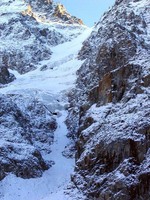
[0,93,56,180]
[67,0,150,199]
[0,0,85,74]
[25,0,83,25]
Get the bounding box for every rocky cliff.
[67,0,150,199]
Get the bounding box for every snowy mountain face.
[0,0,150,199]
[0,0,90,196]
[67,0,150,199]
[0,0,84,75]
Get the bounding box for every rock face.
[0,0,85,74]
[0,93,57,180]
[0,66,15,85]
[67,0,150,199]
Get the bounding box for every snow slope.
[0,26,92,200]
[0,112,73,200]
[0,28,92,95]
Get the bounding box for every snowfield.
[0,13,92,199]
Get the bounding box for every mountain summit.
[23,0,83,25]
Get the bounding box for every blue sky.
[54,0,115,26]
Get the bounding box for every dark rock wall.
[0,66,15,85]
[67,0,150,199]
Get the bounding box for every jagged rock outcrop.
[0,0,85,74]
[25,0,83,25]
[0,66,15,85]
[67,0,150,199]
[53,4,83,25]
[0,93,57,180]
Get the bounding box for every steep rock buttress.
[67,0,150,199]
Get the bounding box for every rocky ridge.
[67,0,150,199]
[24,0,83,25]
